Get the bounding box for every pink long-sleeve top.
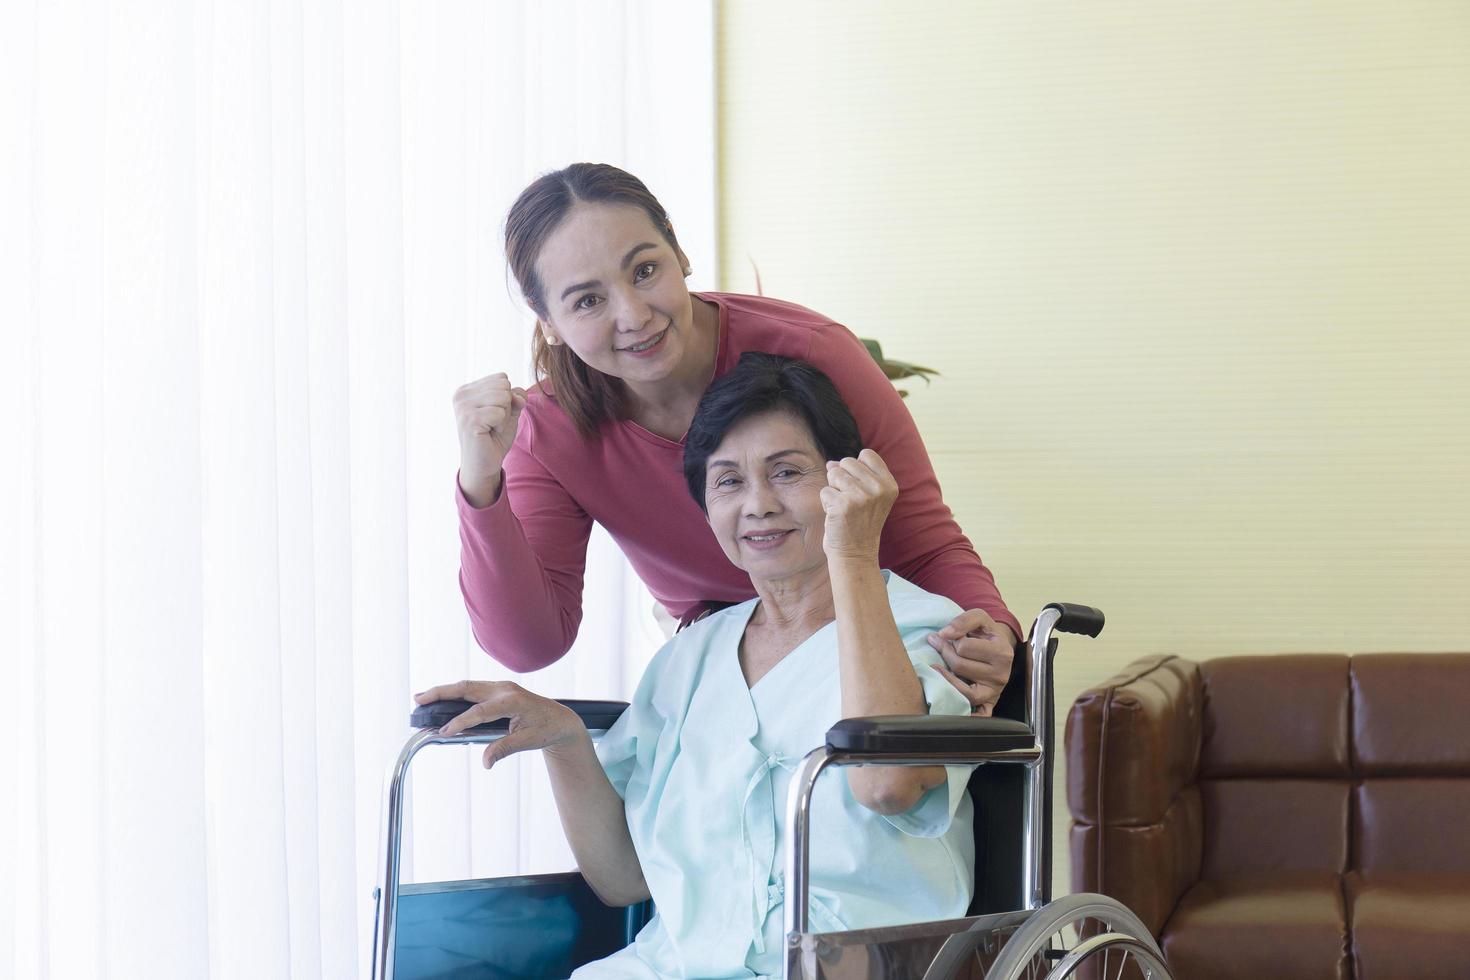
[458,291,1019,671]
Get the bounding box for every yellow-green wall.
[718,0,1470,894]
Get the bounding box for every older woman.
[421,354,975,979]
[455,162,1020,714]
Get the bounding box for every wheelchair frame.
[372,604,1174,980]
[782,602,1061,940]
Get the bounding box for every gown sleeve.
[881,586,978,838]
[594,709,639,801]
[592,631,684,799]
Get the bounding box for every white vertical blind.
[1,2,716,977]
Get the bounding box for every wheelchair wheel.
[983,893,1173,980]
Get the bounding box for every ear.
[664,220,692,277]
[538,320,562,346]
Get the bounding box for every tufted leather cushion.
[1161,872,1349,980]
[1198,779,1349,877]
[1346,872,1470,980]
[1199,655,1351,778]
[1352,654,1470,774]
[1069,651,1470,980]
[1069,786,1202,934]
[1355,779,1470,874]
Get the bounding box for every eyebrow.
[706,448,812,471]
[558,242,661,301]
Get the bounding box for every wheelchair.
[371,603,1174,980]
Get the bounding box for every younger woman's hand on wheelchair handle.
[414,680,587,770]
[928,611,1017,717]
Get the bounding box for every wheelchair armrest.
[826,715,1034,754]
[409,699,629,733]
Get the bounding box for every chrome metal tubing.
[782,607,1063,978]
[372,727,591,980]
[780,743,1042,946]
[374,729,435,980]
[781,744,1046,980]
[1023,605,1061,911]
[782,746,837,948]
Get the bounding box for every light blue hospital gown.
[570,571,976,980]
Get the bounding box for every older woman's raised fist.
[818,448,898,564]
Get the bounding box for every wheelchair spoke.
[982,895,1174,980]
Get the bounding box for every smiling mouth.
[742,529,793,544]
[618,327,668,353]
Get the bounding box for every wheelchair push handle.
[1042,602,1104,638]
[408,698,629,733]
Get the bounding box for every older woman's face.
[703,410,830,584]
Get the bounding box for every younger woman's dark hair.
[505,163,683,437]
[683,353,863,511]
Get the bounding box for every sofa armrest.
[1065,655,1205,935]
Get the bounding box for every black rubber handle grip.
[827,715,1034,754]
[1043,602,1105,637]
[409,699,629,733]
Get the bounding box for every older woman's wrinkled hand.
[819,449,898,563]
[414,680,587,769]
[927,610,1018,715]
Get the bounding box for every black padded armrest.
[409,699,629,733]
[827,715,1034,754]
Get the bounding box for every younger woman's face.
[535,202,697,390]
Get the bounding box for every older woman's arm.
[830,555,949,813]
[543,736,651,906]
[822,450,947,815]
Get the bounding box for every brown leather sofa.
[1065,653,1470,980]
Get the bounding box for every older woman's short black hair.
[683,352,863,511]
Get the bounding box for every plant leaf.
[859,337,938,384]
